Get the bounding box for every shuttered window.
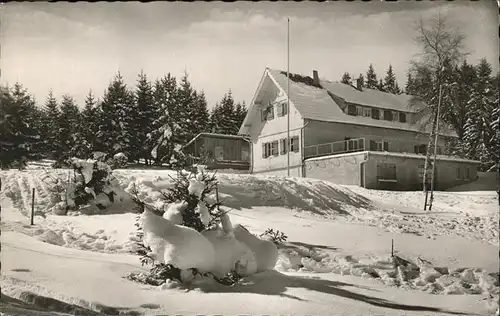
[347,104,357,116]
[262,143,271,158]
[414,144,427,154]
[369,140,389,151]
[277,102,288,117]
[280,138,287,155]
[399,113,407,123]
[261,105,274,121]
[271,140,279,156]
[290,136,300,152]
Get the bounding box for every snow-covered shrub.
[128,166,278,287]
[106,152,128,169]
[260,228,288,245]
[157,165,223,232]
[62,158,119,214]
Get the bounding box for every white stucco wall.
[248,78,304,175]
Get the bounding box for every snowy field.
[1,164,499,316]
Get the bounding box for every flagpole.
[287,17,290,177]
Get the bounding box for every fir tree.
[405,73,414,95]
[132,71,156,163]
[0,83,41,166]
[42,90,61,160]
[356,74,365,88]
[365,64,378,89]
[190,90,210,136]
[176,72,198,145]
[59,94,82,160]
[11,83,40,161]
[97,72,134,156]
[234,101,247,131]
[463,59,497,170]
[0,85,17,167]
[383,65,401,94]
[211,90,237,135]
[81,90,100,158]
[340,72,353,85]
[377,79,385,92]
[150,74,179,165]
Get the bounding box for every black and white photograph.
[0,1,499,315]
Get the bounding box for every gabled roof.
[253,68,455,136]
[318,80,424,112]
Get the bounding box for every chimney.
[313,70,320,87]
[356,78,363,91]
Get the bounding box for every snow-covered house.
[238,68,480,190]
[184,133,251,171]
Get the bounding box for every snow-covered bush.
[128,166,279,287]
[260,228,288,245]
[106,152,128,169]
[56,158,121,214]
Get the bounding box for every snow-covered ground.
[1,166,498,315]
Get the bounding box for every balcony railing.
[305,138,365,158]
[304,137,453,159]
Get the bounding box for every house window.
[262,142,271,158]
[271,140,279,156]
[383,110,393,121]
[261,105,274,121]
[377,163,397,180]
[277,102,288,117]
[392,111,399,122]
[214,146,224,160]
[363,108,371,117]
[356,106,363,116]
[414,144,427,155]
[280,138,287,155]
[399,112,407,123]
[347,104,357,116]
[456,167,461,180]
[372,108,380,120]
[345,138,363,151]
[436,146,442,155]
[358,138,365,150]
[464,167,470,180]
[371,140,389,151]
[289,136,300,152]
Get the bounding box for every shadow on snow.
[196,271,478,316]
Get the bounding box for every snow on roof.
[266,69,456,136]
[319,80,424,112]
[184,133,250,148]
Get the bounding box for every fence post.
[391,238,394,258]
[30,188,35,225]
[215,184,220,211]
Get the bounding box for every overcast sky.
[1,1,498,109]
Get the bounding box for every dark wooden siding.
[198,136,250,162]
